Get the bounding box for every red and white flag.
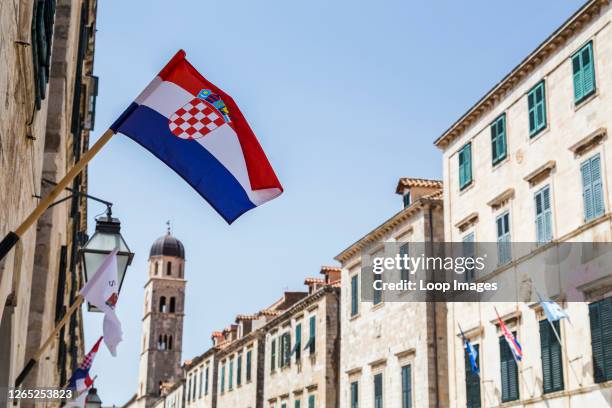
[80,249,123,356]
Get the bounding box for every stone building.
[262,269,340,408]
[0,0,98,400]
[334,179,447,408]
[434,0,612,406]
[125,232,187,408]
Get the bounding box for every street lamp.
[80,206,134,312]
[85,387,102,408]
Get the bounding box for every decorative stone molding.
[487,188,515,210]
[524,160,556,187]
[455,212,479,232]
[394,348,416,359]
[490,310,521,327]
[455,325,484,340]
[369,358,387,369]
[568,127,607,157]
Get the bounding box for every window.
[205,366,209,395]
[308,316,316,354]
[192,369,197,400]
[528,81,547,137]
[294,323,302,361]
[351,274,359,316]
[186,375,191,402]
[155,262,159,275]
[199,369,203,398]
[237,354,242,386]
[373,267,382,305]
[295,399,301,408]
[403,192,411,208]
[229,358,234,390]
[535,185,553,244]
[246,350,252,382]
[465,344,481,408]
[459,143,472,189]
[491,114,507,165]
[168,335,173,350]
[271,339,276,371]
[581,154,604,222]
[350,381,359,408]
[31,0,56,110]
[540,320,564,393]
[170,297,176,313]
[373,373,383,408]
[220,364,225,393]
[281,403,286,408]
[308,395,315,408]
[159,296,167,313]
[167,261,172,275]
[281,332,291,367]
[401,365,412,408]
[462,233,475,282]
[500,333,520,402]
[589,297,612,383]
[572,41,596,103]
[496,212,511,265]
[399,243,410,282]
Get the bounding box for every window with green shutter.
[205,366,209,395]
[199,369,203,398]
[540,320,564,393]
[462,233,475,282]
[465,344,481,408]
[304,315,316,355]
[237,354,242,387]
[374,373,383,408]
[281,403,287,408]
[228,358,234,390]
[220,364,225,393]
[308,395,315,408]
[294,323,302,361]
[373,269,382,305]
[535,185,553,244]
[572,42,596,104]
[491,114,507,165]
[351,274,359,316]
[400,243,410,282]
[401,365,412,408]
[581,154,604,222]
[403,192,411,208]
[246,350,252,382]
[271,339,276,372]
[350,381,359,408]
[496,212,511,265]
[295,399,301,408]
[31,0,57,110]
[281,332,291,367]
[500,334,520,402]
[589,297,612,383]
[528,81,547,137]
[459,143,473,189]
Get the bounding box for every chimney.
[320,266,341,284]
[395,178,442,208]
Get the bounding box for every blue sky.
[83,0,585,402]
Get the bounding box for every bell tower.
[136,225,186,407]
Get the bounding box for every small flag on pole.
[536,291,570,323]
[459,325,479,375]
[67,336,102,392]
[495,309,523,362]
[110,50,283,224]
[80,249,123,356]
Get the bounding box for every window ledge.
[458,181,475,196]
[487,188,515,210]
[492,156,510,171]
[371,301,385,311]
[349,313,361,321]
[528,125,550,144]
[574,89,598,112]
[523,160,556,187]
[455,212,479,233]
[568,127,606,157]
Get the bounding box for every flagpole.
[14,295,84,388]
[0,129,115,266]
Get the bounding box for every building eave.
[434,0,609,149]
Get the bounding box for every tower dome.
[149,232,185,259]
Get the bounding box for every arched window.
[158,335,163,350]
[170,297,176,313]
[168,335,173,350]
[179,264,183,278]
[166,261,172,276]
[154,262,159,275]
[159,296,167,313]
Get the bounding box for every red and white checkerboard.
[168,99,227,139]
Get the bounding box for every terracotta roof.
[423,190,443,200]
[304,277,325,285]
[395,178,443,193]
[434,0,608,148]
[320,265,341,273]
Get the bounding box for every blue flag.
[460,326,479,375]
[536,290,570,323]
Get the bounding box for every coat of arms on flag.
[168,89,230,140]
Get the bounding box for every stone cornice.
[434,0,609,149]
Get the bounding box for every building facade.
[435,0,612,406]
[334,179,447,408]
[0,0,98,402]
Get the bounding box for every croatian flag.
[496,310,523,362]
[111,50,283,223]
[68,336,103,392]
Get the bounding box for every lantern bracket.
[36,178,113,217]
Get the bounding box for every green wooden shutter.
[540,320,564,393]
[496,212,511,265]
[295,323,302,360]
[462,233,475,282]
[589,298,612,383]
[465,344,481,408]
[309,315,316,354]
[535,186,552,243]
[400,243,410,281]
[351,381,359,408]
[205,366,209,395]
[351,274,359,316]
[308,395,315,408]
[374,373,383,408]
[573,42,596,103]
[271,339,276,371]
[237,354,242,386]
[459,143,472,189]
[295,399,301,408]
[491,114,507,165]
[220,364,225,393]
[528,81,547,136]
[229,359,233,390]
[500,335,520,402]
[402,365,412,408]
[246,351,252,382]
[582,154,604,221]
